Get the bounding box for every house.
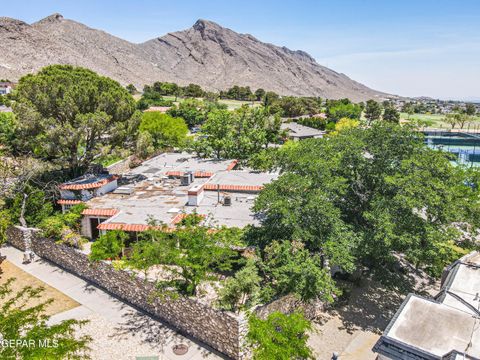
[280,122,325,141]
[0,82,14,95]
[57,174,119,212]
[73,152,278,239]
[373,251,480,360]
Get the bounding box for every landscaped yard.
[0,260,80,316]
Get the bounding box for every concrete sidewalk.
[1,245,224,360]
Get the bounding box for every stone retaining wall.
[106,156,133,175]
[6,226,246,359]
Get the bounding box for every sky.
[3,0,480,100]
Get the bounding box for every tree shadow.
[110,309,228,359]
[331,264,439,335]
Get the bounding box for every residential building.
[57,174,119,212]
[59,153,278,239]
[0,81,14,95]
[281,122,325,141]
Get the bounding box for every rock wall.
[6,226,246,359]
[106,156,133,175]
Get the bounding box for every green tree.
[194,109,235,159]
[383,105,400,123]
[167,98,206,128]
[135,131,155,159]
[129,224,241,296]
[263,91,279,108]
[218,259,261,312]
[139,112,188,149]
[0,278,91,359]
[247,311,314,360]
[0,112,16,153]
[260,241,340,303]
[253,123,480,276]
[465,103,476,116]
[254,88,266,101]
[182,83,204,98]
[90,230,127,261]
[126,84,137,94]
[13,65,138,176]
[327,102,362,122]
[364,100,382,125]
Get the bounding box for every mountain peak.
[192,19,224,33]
[35,13,64,25]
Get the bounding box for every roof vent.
[181,174,192,186]
[223,195,232,206]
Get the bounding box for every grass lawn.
[0,260,80,316]
[218,99,261,110]
[161,96,261,110]
[401,112,480,130]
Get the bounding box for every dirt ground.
[0,260,80,316]
[309,268,439,360]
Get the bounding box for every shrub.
[247,311,314,360]
[90,230,127,261]
[0,209,13,245]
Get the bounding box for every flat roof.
[384,295,480,358]
[86,182,260,228]
[281,122,325,138]
[129,152,235,177]
[375,252,480,359]
[207,170,278,187]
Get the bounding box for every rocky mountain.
[0,14,388,101]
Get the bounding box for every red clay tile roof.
[226,160,238,171]
[57,199,83,205]
[203,184,264,192]
[97,222,213,233]
[59,176,119,191]
[82,208,119,217]
[96,223,173,232]
[165,171,214,178]
[97,223,150,231]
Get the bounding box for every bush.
[0,209,13,245]
[90,230,127,261]
[247,311,314,360]
[39,216,65,239]
[218,260,261,312]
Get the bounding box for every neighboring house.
[75,152,278,240]
[374,251,480,360]
[281,122,325,141]
[57,174,119,212]
[0,82,14,95]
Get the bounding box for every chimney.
[188,184,204,206]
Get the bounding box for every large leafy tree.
[364,99,382,125]
[139,112,188,149]
[254,123,480,276]
[194,106,280,161]
[13,65,138,176]
[0,278,91,359]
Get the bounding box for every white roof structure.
[81,153,278,233]
[281,122,325,139]
[374,251,480,360]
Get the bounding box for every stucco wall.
[6,226,247,359]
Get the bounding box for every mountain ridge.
[0,14,390,101]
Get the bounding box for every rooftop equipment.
[223,195,232,206]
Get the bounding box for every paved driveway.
[1,245,225,360]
